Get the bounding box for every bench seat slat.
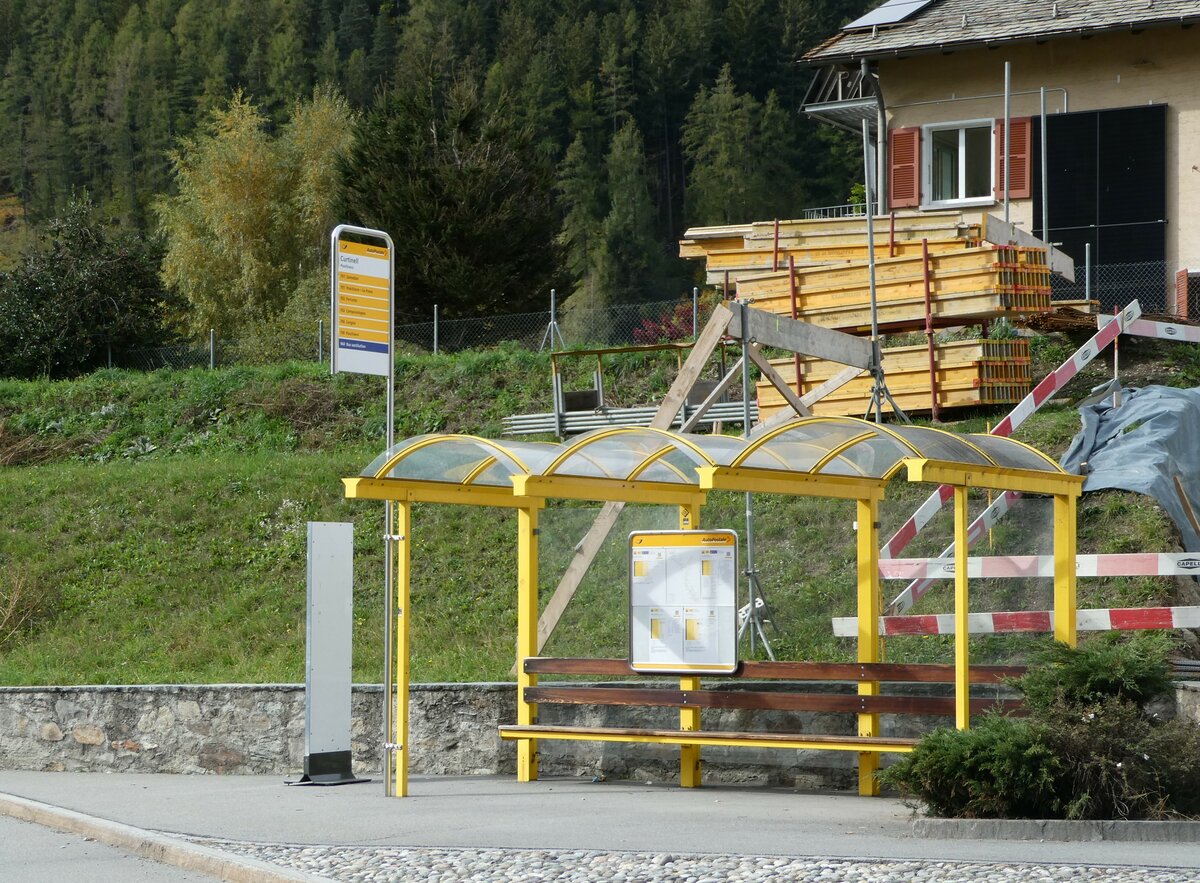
[498,724,917,752]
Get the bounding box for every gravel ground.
[187,840,1200,882]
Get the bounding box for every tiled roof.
[805,0,1200,63]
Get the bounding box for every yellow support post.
[394,501,412,797]
[1053,493,1078,648]
[855,496,881,796]
[679,503,702,788]
[954,486,971,731]
[516,505,540,781]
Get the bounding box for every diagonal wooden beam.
[749,364,864,439]
[747,343,811,418]
[679,357,746,433]
[534,304,736,652]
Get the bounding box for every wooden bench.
[499,657,1025,794]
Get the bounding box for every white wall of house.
[877,26,1200,275]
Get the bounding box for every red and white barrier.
[882,300,1144,614]
[879,552,1200,580]
[1103,315,1200,345]
[832,605,1200,637]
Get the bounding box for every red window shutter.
[888,127,921,209]
[994,117,1032,200]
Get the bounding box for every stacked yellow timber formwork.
[757,339,1032,420]
[680,210,1053,419]
[680,212,980,285]
[735,246,1051,334]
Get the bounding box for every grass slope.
[0,335,1195,684]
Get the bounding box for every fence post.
[318,319,324,363]
[1085,243,1092,304]
[107,343,112,369]
[692,287,699,340]
[433,304,439,354]
[209,329,215,370]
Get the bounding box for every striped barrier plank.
[1101,315,1200,344]
[882,300,1143,614]
[879,552,1200,579]
[832,606,1200,637]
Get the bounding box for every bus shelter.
[344,416,1082,797]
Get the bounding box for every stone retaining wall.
[2,683,1195,788]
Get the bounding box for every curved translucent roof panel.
[736,417,1066,480]
[362,435,561,486]
[961,433,1062,473]
[739,419,916,476]
[545,427,729,484]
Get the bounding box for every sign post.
[629,530,739,674]
[330,224,397,795]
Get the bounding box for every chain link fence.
[115,295,715,370]
[115,261,1182,372]
[1051,260,1171,316]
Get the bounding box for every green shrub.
[879,716,1065,819]
[882,635,1200,820]
[1016,632,1173,712]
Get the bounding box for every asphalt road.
[0,813,213,882]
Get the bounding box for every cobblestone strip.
[187,840,1200,882]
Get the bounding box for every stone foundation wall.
[2,683,1195,788]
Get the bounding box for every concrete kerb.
[913,817,1200,842]
[0,791,325,883]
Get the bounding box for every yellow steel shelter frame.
[345,418,1082,798]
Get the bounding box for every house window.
[925,121,992,205]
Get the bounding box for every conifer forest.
[0,0,871,377]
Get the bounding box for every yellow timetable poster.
[629,530,738,674]
[334,239,391,377]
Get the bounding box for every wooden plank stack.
[756,338,1032,420]
[680,210,1053,418]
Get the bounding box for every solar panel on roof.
[844,0,938,30]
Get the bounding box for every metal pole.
[330,223,398,796]
[922,239,940,422]
[1040,86,1049,242]
[738,302,757,655]
[384,243,396,797]
[1003,62,1011,225]
[209,329,215,370]
[1085,242,1092,303]
[863,119,883,423]
[329,241,337,377]
[692,287,699,340]
[433,304,439,355]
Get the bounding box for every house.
[802,0,1200,316]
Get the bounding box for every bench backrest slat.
[525,685,1022,717]
[524,657,1025,685]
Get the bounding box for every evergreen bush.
[880,634,1200,820]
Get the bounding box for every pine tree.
[595,120,663,306]
[338,0,372,59]
[556,134,604,306]
[339,77,560,318]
